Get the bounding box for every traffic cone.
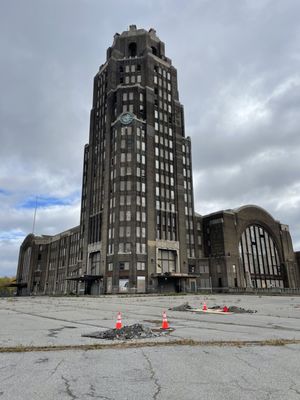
[115,312,122,329]
[223,306,229,313]
[202,302,207,311]
[161,311,170,329]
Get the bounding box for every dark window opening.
[128,42,137,57]
[137,64,141,71]
[151,46,157,56]
[120,66,123,73]
[218,277,222,287]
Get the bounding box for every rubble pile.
[227,306,257,314]
[82,324,163,340]
[210,305,256,313]
[169,302,193,311]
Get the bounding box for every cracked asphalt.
[1,294,300,399]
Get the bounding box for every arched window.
[128,42,137,57]
[239,225,284,289]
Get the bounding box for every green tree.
[0,276,16,297]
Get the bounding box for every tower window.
[128,42,137,57]
[151,46,157,56]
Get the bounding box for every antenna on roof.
[32,196,38,234]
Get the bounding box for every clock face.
[120,112,134,125]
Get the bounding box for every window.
[128,42,137,57]
[90,251,100,274]
[157,249,176,273]
[119,261,129,270]
[125,242,131,252]
[239,225,283,288]
[137,262,145,271]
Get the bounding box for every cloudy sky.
[1,0,300,277]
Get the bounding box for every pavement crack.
[48,327,65,338]
[61,375,78,400]
[86,384,112,399]
[0,375,14,384]
[233,379,280,398]
[35,357,49,364]
[48,359,64,378]
[234,354,257,371]
[141,349,161,400]
[289,383,300,396]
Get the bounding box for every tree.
[0,276,16,297]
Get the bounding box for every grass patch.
[1,338,300,353]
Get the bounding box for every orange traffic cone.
[202,302,207,311]
[161,311,170,329]
[115,312,122,329]
[223,306,229,313]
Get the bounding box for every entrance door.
[119,279,129,293]
[106,277,112,293]
[190,279,196,292]
[137,276,145,293]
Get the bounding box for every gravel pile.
[82,323,163,340]
[169,302,193,311]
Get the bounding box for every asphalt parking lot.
[1,294,300,399]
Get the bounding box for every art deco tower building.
[80,25,199,293]
[15,26,299,296]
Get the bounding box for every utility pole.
[32,196,38,234]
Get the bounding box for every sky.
[1,0,300,277]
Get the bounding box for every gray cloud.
[1,0,300,276]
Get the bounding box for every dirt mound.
[82,323,164,340]
[169,302,193,311]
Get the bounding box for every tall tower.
[80,25,198,293]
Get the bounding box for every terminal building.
[16,26,300,295]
